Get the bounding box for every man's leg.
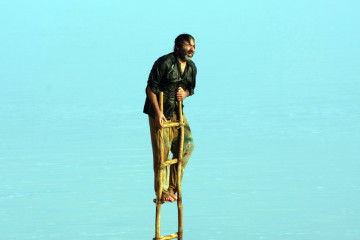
[149,116,175,202]
[169,114,194,195]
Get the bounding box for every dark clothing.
[143,52,197,120]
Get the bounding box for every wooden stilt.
[155,92,164,239]
[177,99,184,240]
[153,91,185,240]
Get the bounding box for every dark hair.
[173,33,195,52]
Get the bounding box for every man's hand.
[176,87,188,102]
[155,111,167,129]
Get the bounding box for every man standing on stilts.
[143,33,197,202]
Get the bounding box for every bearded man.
[143,34,197,202]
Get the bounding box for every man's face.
[178,39,195,61]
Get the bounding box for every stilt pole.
[177,94,184,239]
[155,92,164,239]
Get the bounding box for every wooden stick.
[178,101,184,161]
[153,198,173,204]
[161,159,178,168]
[155,92,164,239]
[163,122,181,128]
[177,163,183,240]
[159,92,163,113]
[153,232,178,240]
[161,232,178,240]
[158,91,164,202]
[177,91,184,240]
[155,204,161,238]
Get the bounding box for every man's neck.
[177,57,187,65]
[177,57,187,75]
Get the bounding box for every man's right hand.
[155,112,167,129]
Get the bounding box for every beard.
[178,47,194,61]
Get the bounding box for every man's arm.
[146,86,167,129]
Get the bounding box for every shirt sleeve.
[187,64,197,96]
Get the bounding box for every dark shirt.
[143,52,197,120]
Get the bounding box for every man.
[143,34,196,202]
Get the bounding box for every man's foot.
[161,194,175,203]
[169,192,178,201]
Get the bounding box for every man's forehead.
[184,38,195,44]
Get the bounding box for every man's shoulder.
[155,52,176,66]
[187,59,196,68]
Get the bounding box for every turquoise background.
[1,1,359,239]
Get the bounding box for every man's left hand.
[176,87,188,102]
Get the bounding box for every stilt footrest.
[161,159,178,168]
[163,122,184,128]
[153,232,180,240]
[163,122,180,128]
[153,198,179,204]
